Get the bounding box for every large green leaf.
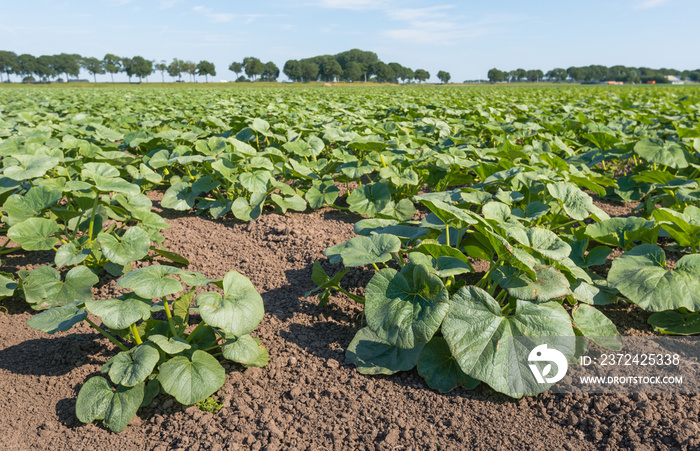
[7,218,60,250]
[648,311,700,335]
[231,193,265,221]
[76,377,144,433]
[324,233,401,267]
[98,226,151,266]
[55,242,91,268]
[305,181,340,209]
[346,326,424,375]
[239,170,272,193]
[547,182,609,221]
[158,350,225,405]
[85,295,152,330]
[506,227,572,261]
[634,137,688,169]
[586,217,658,250]
[2,186,62,226]
[3,154,59,180]
[92,175,140,195]
[572,304,621,350]
[0,272,17,299]
[652,208,700,248]
[19,265,98,310]
[417,336,479,393]
[26,302,87,334]
[408,253,472,278]
[347,183,391,217]
[492,265,570,301]
[148,334,191,354]
[161,182,197,211]
[221,334,269,367]
[108,344,160,387]
[365,264,449,349]
[196,270,263,337]
[117,265,184,299]
[442,286,575,398]
[608,244,700,312]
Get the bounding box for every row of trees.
[0,49,453,84]
[280,49,436,83]
[228,57,279,82]
[487,65,700,84]
[0,51,217,83]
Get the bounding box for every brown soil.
[1,194,699,451]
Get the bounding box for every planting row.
[1,85,699,431]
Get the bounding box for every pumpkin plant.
[27,265,268,432]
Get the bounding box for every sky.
[2,0,699,83]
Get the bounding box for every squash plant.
[27,265,268,432]
[308,188,622,397]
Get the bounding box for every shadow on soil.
[0,332,111,377]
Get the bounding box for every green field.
[1,84,699,430]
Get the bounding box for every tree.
[228,61,243,80]
[300,60,319,82]
[261,61,279,81]
[335,49,378,81]
[121,57,134,82]
[487,68,505,83]
[437,70,451,84]
[546,68,567,82]
[526,69,543,82]
[54,53,81,81]
[179,61,195,82]
[342,61,363,82]
[283,60,301,82]
[81,57,104,83]
[243,57,264,81]
[370,62,395,83]
[320,56,342,82]
[155,60,167,82]
[196,60,216,82]
[103,54,122,82]
[414,69,430,83]
[130,56,153,81]
[401,67,415,83]
[0,51,18,82]
[167,58,183,81]
[17,54,38,80]
[35,55,57,80]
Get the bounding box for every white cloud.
[634,0,670,9]
[385,21,490,45]
[193,5,235,23]
[381,4,501,46]
[159,0,184,9]
[387,5,454,22]
[192,6,264,24]
[316,0,386,10]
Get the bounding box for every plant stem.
[336,286,365,304]
[85,318,129,352]
[130,324,143,345]
[162,296,179,337]
[186,322,206,343]
[445,223,450,247]
[87,191,100,245]
[371,263,380,271]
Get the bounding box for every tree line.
[0,51,218,83]
[0,49,454,84]
[281,49,447,83]
[487,65,700,84]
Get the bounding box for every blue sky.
[2,0,699,82]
